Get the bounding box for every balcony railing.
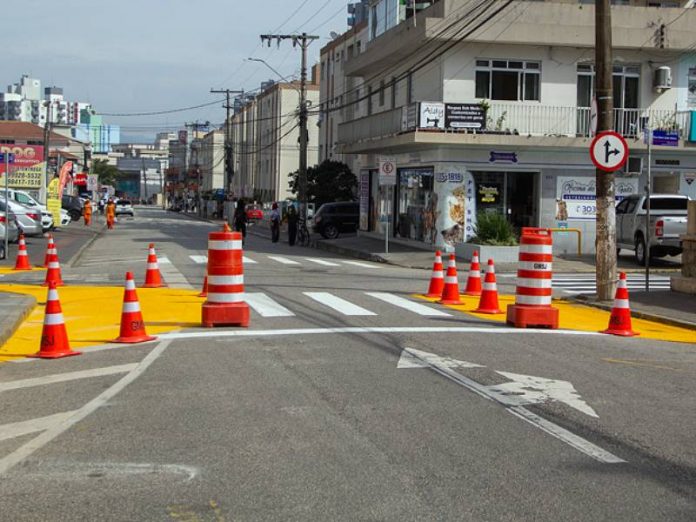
[337,107,404,145]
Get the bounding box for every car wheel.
[322,223,339,240]
[634,236,647,266]
[69,210,82,221]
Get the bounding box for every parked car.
[616,194,690,265]
[115,199,134,216]
[312,201,360,239]
[0,209,20,259]
[245,204,264,221]
[62,195,84,222]
[1,188,74,230]
[0,199,42,237]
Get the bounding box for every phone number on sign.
[575,204,596,216]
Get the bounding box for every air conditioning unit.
[625,156,643,175]
[654,66,672,92]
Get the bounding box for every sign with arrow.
[590,131,628,172]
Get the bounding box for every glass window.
[615,199,629,215]
[524,73,540,101]
[643,197,688,210]
[475,71,490,98]
[476,60,540,101]
[491,71,519,101]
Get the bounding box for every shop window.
[396,168,435,242]
[475,59,540,101]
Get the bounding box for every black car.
[62,195,83,222]
[312,201,359,239]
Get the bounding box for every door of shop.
[472,171,538,231]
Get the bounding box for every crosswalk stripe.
[304,292,376,316]
[305,258,341,267]
[342,260,381,269]
[158,256,171,264]
[245,293,295,317]
[0,411,77,442]
[365,292,451,316]
[189,255,207,264]
[267,256,301,266]
[0,364,138,393]
[243,256,257,264]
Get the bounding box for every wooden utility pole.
[210,89,243,197]
[595,0,617,300]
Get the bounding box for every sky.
[2,0,349,142]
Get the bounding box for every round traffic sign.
[590,131,629,172]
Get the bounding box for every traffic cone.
[602,272,639,337]
[438,254,461,305]
[464,251,482,296]
[43,235,56,268]
[223,223,232,232]
[426,250,445,298]
[474,259,503,314]
[30,282,80,359]
[142,243,165,288]
[13,233,32,270]
[113,272,157,343]
[42,242,64,287]
[198,275,208,298]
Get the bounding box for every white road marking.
[267,256,301,266]
[304,257,340,267]
[366,292,451,317]
[304,292,376,316]
[189,255,208,264]
[245,293,295,317]
[157,258,193,289]
[158,256,172,265]
[0,364,138,393]
[20,461,198,482]
[341,260,381,269]
[243,256,257,264]
[0,412,76,442]
[0,340,172,476]
[398,348,482,369]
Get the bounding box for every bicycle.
[297,216,310,247]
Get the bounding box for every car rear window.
[642,198,688,210]
[117,200,131,205]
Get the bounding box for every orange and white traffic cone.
[42,242,64,287]
[438,254,461,305]
[198,275,208,298]
[142,243,165,288]
[13,233,32,270]
[113,272,157,344]
[43,234,57,268]
[30,282,80,359]
[426,250,445,298]
[602,272,639,337]
[474,259,503,314]
[463,251,482,296]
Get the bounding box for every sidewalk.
[0,291,37,348]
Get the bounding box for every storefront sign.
[651,130,679,147]
[74,172,88,186]
[435,172,464,183]
[445,103,486,130]
[478,185,500,204]
[0,145,45,189]
[359,171,370,231]
[489,151,518,163]
[87,174,99,191]
[434,165,477,249]
[419,102,445,129]
[378,157,397,186]
[556,176,638,221]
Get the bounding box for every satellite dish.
[329,31,339,40]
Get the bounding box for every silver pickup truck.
[616,194,690,265]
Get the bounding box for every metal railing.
[336,107,404,145]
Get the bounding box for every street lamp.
[247,58,298,87]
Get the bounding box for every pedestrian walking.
[286,205,298,246]
[83,199,92,226]
[105,198,116,230]
[270,202,280,243]
[233,198,248,244]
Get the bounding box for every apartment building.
[230,95,258,200]
[199,129,225,192]
[334,0,696,254]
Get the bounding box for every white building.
[333,0,696,254]
[199,129,225,192]
[230,95,258,199]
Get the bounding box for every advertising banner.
[47,177,62,226]
[445,103,486,130]
[58,161,73,198]
[556,176,638,221]
[434,164,476,250]
[0,144,45,189]
[419,102,445,129]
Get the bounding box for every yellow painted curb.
[416,294,696,345]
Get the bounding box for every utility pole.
[260,33,319,225]
[40,101,54,205]
[595,0,617,301]
[210,89,243,199]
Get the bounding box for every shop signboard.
[651,129,679,147]
[556,176,638,221]
[419,102,445,129]
[87,174,98,191]
[444,103,486,130]
[0,145,45,189]
[434,164,477,249]
[74,172,88,186]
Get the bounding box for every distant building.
[72,111,120,154]
[199,130,225,192]
[116,157,163,202]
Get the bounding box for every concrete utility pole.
[595,0,617,301]
[210,89,243,197]
[40,101,54,205]
[260,33,319,225]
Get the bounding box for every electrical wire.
[101,99,227,117]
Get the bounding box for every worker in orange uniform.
[105,198,116,230]
[83,199,93,226]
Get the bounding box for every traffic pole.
[4,154,9,257]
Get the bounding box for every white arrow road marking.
[398,348,482,369]
[0,364,138,393]
[488,372,599,418]
[305,257,340,267]
[189,255,208,264]
[0,412,77,442]
[267,256,301,265]
[304,292,376,316]
[245,293,295,317]
[398,348,624,464]
[366,293,451,317]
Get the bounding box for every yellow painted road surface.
[417,294,696,345]
[0,284,203,362]
[0,266,46,274]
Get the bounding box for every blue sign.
[0,153,15,163]
[489,151,518,163]
[651,129,679,147]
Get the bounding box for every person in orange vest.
[105,198,116,230]
[83,199,93,226]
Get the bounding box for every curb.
[571,295,696,331]
[68,224,106,268]
[0,292,37,348]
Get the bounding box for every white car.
[115,199,134,217]
[1,188,71,230]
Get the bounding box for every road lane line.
[304,258,340,267]
[0,364,138,393]
[245,293,295,317]
[189,255,208,264]
[366,292,451,317]
[342,260,381,269]
[267,256,301,266]
[0,340,172,476]
[0,412,77,442]
[304,292,376,316]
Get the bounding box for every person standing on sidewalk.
[105,198,116,230]
[83,199,93,226]
[270,202,281,243]
[233,198,248,244]
[286,205,298,246]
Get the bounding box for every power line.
[101,99,226,117]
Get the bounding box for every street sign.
[651,129,679,147]
[378,157,397,186]
[86,174,98,191]
[590,131,629,172]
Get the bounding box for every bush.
[470,212,518,246]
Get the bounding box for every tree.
[91,158,122,187]
[289,160,357,207]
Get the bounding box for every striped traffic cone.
[438,254,461,305]
[142,243,165,288]
[30,282,80,359]
[198,275,208,298]
[464,251,482,296]
[42,241,64,287]
[474,259,503,314]
[43,235,57,268]
[426,250,445,298]
[113,272,157,343]
[602,272,639,337]
[13,233,32,270]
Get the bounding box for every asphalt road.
[1,208,695,521]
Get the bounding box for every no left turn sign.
[590,131,629,172]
